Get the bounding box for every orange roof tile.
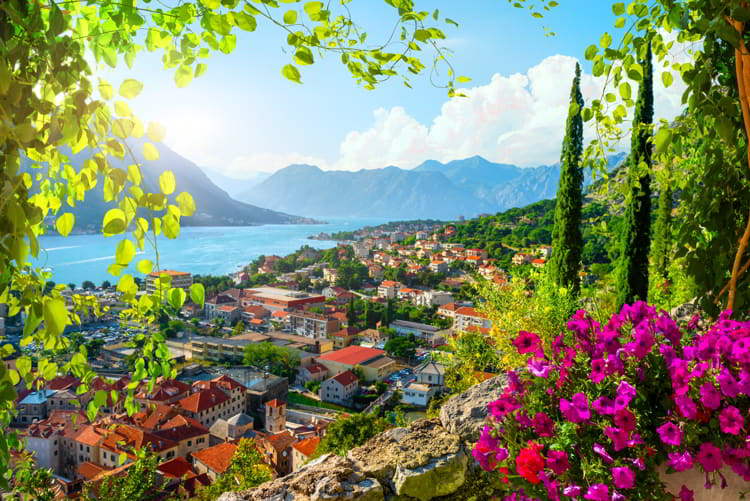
[266,430,297,453]
[177,388,229,413]
[292,436,320,458]
[193,442,237,474]
[77,461,106,481]
[265,399,284,408]
[317,346,384,366]
[157,457,196,479]
[332,370,358,386]
[455,306,487,319]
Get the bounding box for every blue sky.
[100,1,685,177]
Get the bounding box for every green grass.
[287,391,358,413]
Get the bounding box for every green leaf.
[143,142,160,161]
[199,0,221,8]
[176,192,196,217]
[127,165,142,186]
[115,100,132,117]
[716,116,735,143]
[159,171,176,195]
[56,213,75,237]
[163,213,180,239]
[457,76,471,83]
[445,18,458,27]
[99,79,113,100]
[584,45,598,60]
[43,298,70,337]
[102,208,127,235]
[282,64,302,83]
[190,283,205,308]
[116,239,135,265]
[619,82,631,100]
[662,71,673,88]
[175,66,193,88]
[294,47,314,65]
[168,287,187,309]
[615,17,625,29]
[284,10,297,24]
[147,122,166,142]
[653,128,673,154]
[119,79,144,99]
[16,357,31,378]
[627,63,643,81]
[137,259,153,275]
[600,32,612,49]
[612,2,625,15]
[112,119,135,139]
[304,1,323,16]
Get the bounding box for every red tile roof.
[266,430,297,454]
[135,379,192,402]
[439,303,457,311]
[455,306,487,319]
[250,318,264,325]
[193,442,237,474]
[157,457,196,479]
[304,364,327,374]
[379,281,401,287]
[332,370,358,386]
[317,346,384,366]
[272,310,289,318]
[155,415,209,442]
[212,374,247,392]
[265,399,284,408]
[177,388,229,413]
[100,424,178,456]
[46,375,79,391]
[217,305,239,312]
[77,461,106,480]
[331,327,359,338]
[292,436,320,458]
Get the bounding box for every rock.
[349,419,466,500]
[439,374,508,443]
[392,448,468,501]
[219,454,384,501]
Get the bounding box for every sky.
[100,0,691,178]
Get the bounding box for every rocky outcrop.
[438,375,508,443]
[221,419,473,501]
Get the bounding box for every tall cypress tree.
[651,175,672,279]
[549,63,585,295]
[617,43,654,308]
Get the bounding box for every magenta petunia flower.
[528,358,552,378]
[614,409,636,432]
[612,466,635,489]
[604,426,628,451]
[563,485,581,498]
[675,395,697,419]
[583,483,609,501]
[668,450,693,472]
[679,486,695,501]
[630,457,645,471]
[513,330,541,355]
[547,450,570,475]
[657,422,683,446]
[489,394,520,419]
[590,358,607,383]
[700,382,721,410]
[719,368,740,398]
[719,406,744,435]
[516,411,532,428]
[592,396,615,415]
[560,393,589,423]
[697,442,723,472]
[532,412,555,437]
[593,443,613,464]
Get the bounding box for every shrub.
[474,301,750,501]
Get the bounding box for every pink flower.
[563,485,581,498]
[719,368,740,398]
[700,382,721,410]
[532,412,555,437]
[675,395,697,419]
[547,450,570,475]
[679,486,694,501]
[593,443,613,464]
[584,484,608,501]
[668,451,693,472]
[560,393,589,423]
[489,394,520,419]
[697,442,723,472]
[614,409,636,432]
[513,331,541,355]
[719,406,744,435]
[612,466,635,489]
[657,422,682,446]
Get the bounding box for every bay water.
[34,217,388,286]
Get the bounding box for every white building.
[402,382,437,407]
[414,290,454,308]
[320,370,358,405]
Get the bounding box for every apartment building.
[146,270,192,298]
[320,370,358,405]
[288,311,340,339]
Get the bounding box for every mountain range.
[22,140,311,233]
[236,153,627,220]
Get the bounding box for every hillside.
[22,139,311,233]
[238,153,627,219]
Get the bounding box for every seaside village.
[0,222,555,498]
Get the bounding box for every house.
[323,268,339,284]
[176,387,231,428]
[402,382,437,407]
[146,270,193,299]
[416,360,446,387]
[437,303,458,319]
[512,253,534,266]
[377,280,402,299]
[216,305,241,323]
[15,389,56,425]
[98,424,179,467]
[134,379,192,407]
[454,307,492,333]
[357,328,383,345]
[331,327,359,349]
[316,346,396,382]
[238,286,325,312]
[538,246,553,258]
[204,294,238,320]
[429,260,449,273]
[320,370,358,405]
[322,286,347,299]
[298,363,329,383]
[193,374,248,419]
[465,248,488,260]
[532,258,547,268]
[192,442,236,480]
[209,413,255,444]
[258,430,297,476]
[368,265,384,281]
[414,290,453,308]
[389,320,444,347]
[292,436,320,472]
[153,414,210,457]
[241,305,270,322]
[288,311,340,339]
[264,399,286,434]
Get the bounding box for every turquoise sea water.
[33,217,389,286]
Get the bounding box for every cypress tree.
[651,176,672,279]
[617,43,654,308]
[549,63,585,295]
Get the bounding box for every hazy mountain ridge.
[22,140,310,232]
[236,153,627,219]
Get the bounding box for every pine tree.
[347,297,357,326]
[617,43,654,308]
[549,63,585,295]
[651,175,673,279]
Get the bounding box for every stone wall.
[218,375,508,501]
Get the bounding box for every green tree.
[352,364,366,382]
[617,43,653,308]
[12,455,55,501]
[233,320,245,336]
[384,336,418,359]
[195,439,272,500]
[243,342,300,382]
[82,280,96,290]
[91,453,166,501]
[67,283,76,291]
[314,412,392,457]
[651,174,673,280]
[347,298,358,326]
[101,280,112,289]
[549,63,584,295]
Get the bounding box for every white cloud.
[333,51,687,169]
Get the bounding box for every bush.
[474,301,750,501]
[304,380,321,394]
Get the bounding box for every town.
[0,219,557,499]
